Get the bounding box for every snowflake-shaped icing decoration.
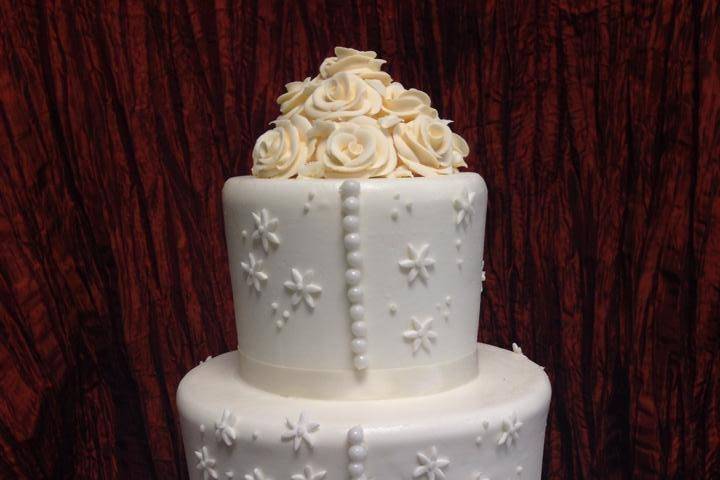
[291,465,327,480]
[413,446,450,480]
[241,253,268,292]
[194,446,218,480]
[498,412,523,447]
[281,412,320,452]
[215,409,237,447]
[453,189,476,226]
[251,208,280,253]
[403,316,438,354]
[283,268,322,308]
[244,468,272,480]
[398,243,435,284]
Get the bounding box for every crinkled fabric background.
[0,1,718,478]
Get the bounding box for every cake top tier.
[252,47,470,179]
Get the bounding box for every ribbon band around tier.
[236,348,479,400]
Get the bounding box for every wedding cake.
[177,47,551,480]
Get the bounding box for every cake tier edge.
[177,343,551,480]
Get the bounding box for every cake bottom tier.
[177,344,551,480]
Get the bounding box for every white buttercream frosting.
[254,47,470,178]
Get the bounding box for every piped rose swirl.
[252,47,469,178]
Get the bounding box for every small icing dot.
[241,230,247,239]
[226,472,234,479]
[252,431,259,440]
[350,305,365,322]
[445,295,452,306]
[345,269,362,286]
[475,436,483,446]
[457,258,463,268]
[390,208,399,221]
[435,303,441,310]
[308,191,315,201]
[347,251,363,268]
[343,215,360,232]
[347,287,363,303]
[340,180,361,197]
[348,462,365,477]
[348,444,367,461]
[271,302,279,312]
[351,321,367,337]
[405,202,413,212]
[303,203,311,213]
[351,338,368,354]
[342,196,359,214]
[482,420,490,429]
[393,193,400,200]
[389,303,397,314]
[455,238,462,249]
[275,319,284,329]
[282,310,290,319]
[347,426,364,444]
[199,424,205,433]
[516,466,524,475]
[353,355,369,370]
[344,233,361,251]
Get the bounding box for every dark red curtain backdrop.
[1,0,718,478]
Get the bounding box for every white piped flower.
[283,269,322,309]
[303,72,383,121]
[393,114,469,177]
[251,209,280,253]
[403,317,438,354]
[498,412,523,447]
[413,446,450,480]
[398,243,436,284]
[453,189,476,226]
[318,47,392,85]
[252,115,313,178]
[240,253,268,292]
[277,77,320,117]
[301,116,397,178]
[214,409,237,447]
[281,412,320,452]
[194,446,218,480]
[382,82,436,121]
[291,465,327,480]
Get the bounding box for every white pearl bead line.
[347,425,368,480]
[340,180,368,371]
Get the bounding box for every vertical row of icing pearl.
[340,180,368,371]
[347,425,368,480]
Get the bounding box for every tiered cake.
[177,47,551,480]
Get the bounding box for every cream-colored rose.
[393,114,470,176]
[382,82,437,121]
[303,72,383,121]
[277,77,319,117]
[319,47,392,85]
[300,116,397,178]
[252,115,313,178]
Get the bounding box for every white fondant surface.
[223,173,487,398]
[177,344,551,480]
